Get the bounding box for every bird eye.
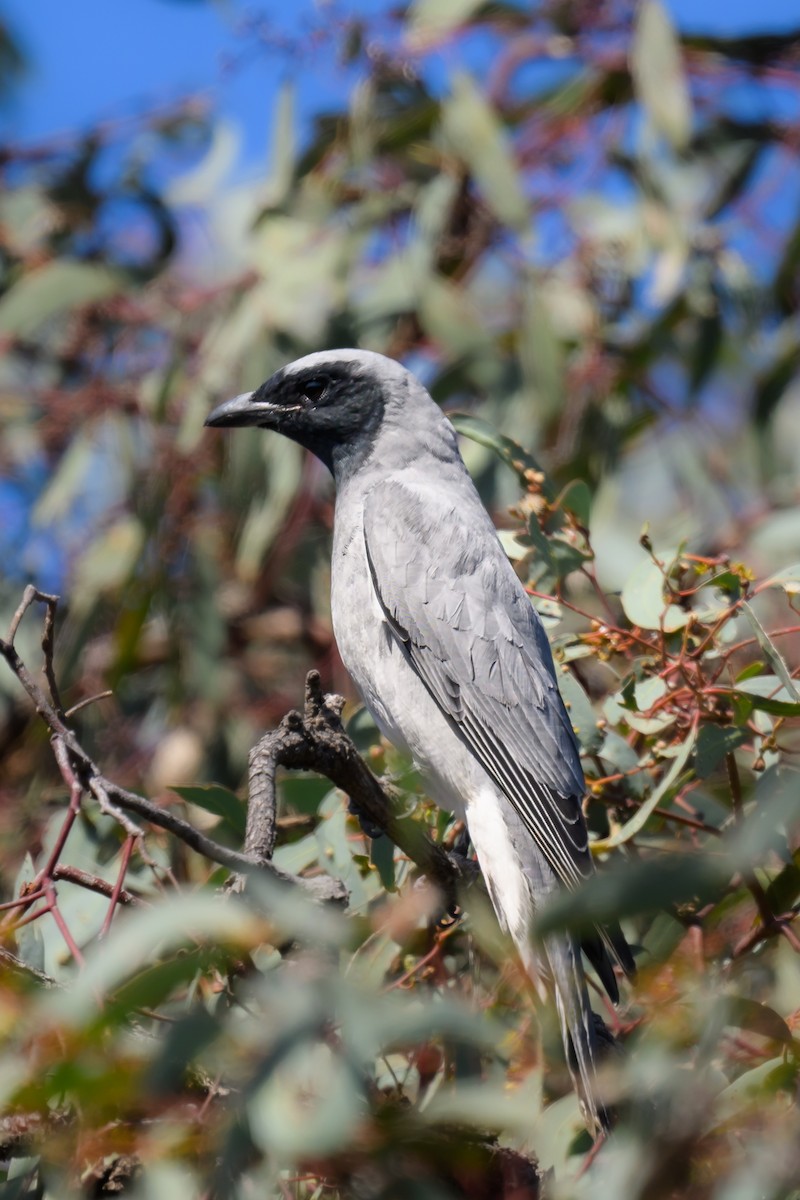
[301,378,327,403]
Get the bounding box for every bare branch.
[0,946,59,988]
[39,587,63,716]
[52,864,139,908]
[65,689,113,718]
[243,671,480,905]
[89,775,143,839]
[0,592,473,919]
[0,591,346,902]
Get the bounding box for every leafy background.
[1,1,800,1197]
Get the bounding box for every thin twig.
[52,864,139,908]
[65,690,113,719]
[89,776,143,839]
[39,589,63,716]
[43,881,85,967]
[0,592,344,899]
[0,947,59,988]
[98,837,137,939]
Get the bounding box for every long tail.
[465,788,619,1136]
[544,932,612,1135]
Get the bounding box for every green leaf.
[726,765,800,871]
[370,835,396,892]
[689,312,723,395]
[732,676,800,717]
[549,536,591,581]
[706,1055,798,1133]
[71,516,145,615]
[248,1041,362,1158]
[630,0,692,150]
[53,884,345,1026]
[621,557,689,632]
[634,675,667,711]
[593,725,697,850]
[264,82,296,205]
[440,72,529,233]
[765,850,800,913]
[31,434,96,526]
[421,1081,534,1135]
[695,725,749,778]
[640,911,687,963]
[279,775,332,816]
[753,333,800,426]
[700,569,744,598]
[761,562,800,597]
[12,854,45,974]
[0,260,123,337]
[166,120,239,205]
[735,661,765,683]
[451,413,553,496]
[604,676,677,736]
[129,1163,201,1200]
[740,603,800,704]
[416,274,492,359]
[406,0,483,47]
[557,666,603,753]
[598,730,648,798]
[715,996,795,1047]
[104,949,224,1025]
[272,830,322,875]
[537,848,722,938]
[170,785,246,839]
[559,480,592,527]
[4,1157,40,1194]
[520,287,565,421]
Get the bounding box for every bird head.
[204,348,416,478]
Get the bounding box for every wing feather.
[362,478,593,889]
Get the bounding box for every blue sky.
[3,0,798,165]
[1,0,391,166]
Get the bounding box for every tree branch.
[0,591,344,903]
[243,671,480,906]
[0,591,476,923]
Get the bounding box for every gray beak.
[204,392,257,428]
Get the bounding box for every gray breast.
[329,488,477,818]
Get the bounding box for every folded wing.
[363,477,593,885]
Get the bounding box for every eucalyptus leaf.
[695,725,748,778]
[451,412,552,494]
[740,603,800,703]
[440,72,529,233]
[248,1041,363,1158]
[557,666,603,753]
[733,675,800,717]
[713,996,794,1047]
[0,261,122,337]
[621,557,689,632]
[593,726,697,850]
[631,0,692,149]
[536,847,724,938]
[12,854,45,974]
[71,516,145,614]
[170,784,246,839]
[760,563,800,596]
[370,834,396,892]
[406,0,483,47]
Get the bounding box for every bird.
[205,348,635,1134]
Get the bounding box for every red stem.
[98,837,135,940]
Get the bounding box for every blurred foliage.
[1,1,800,1196]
